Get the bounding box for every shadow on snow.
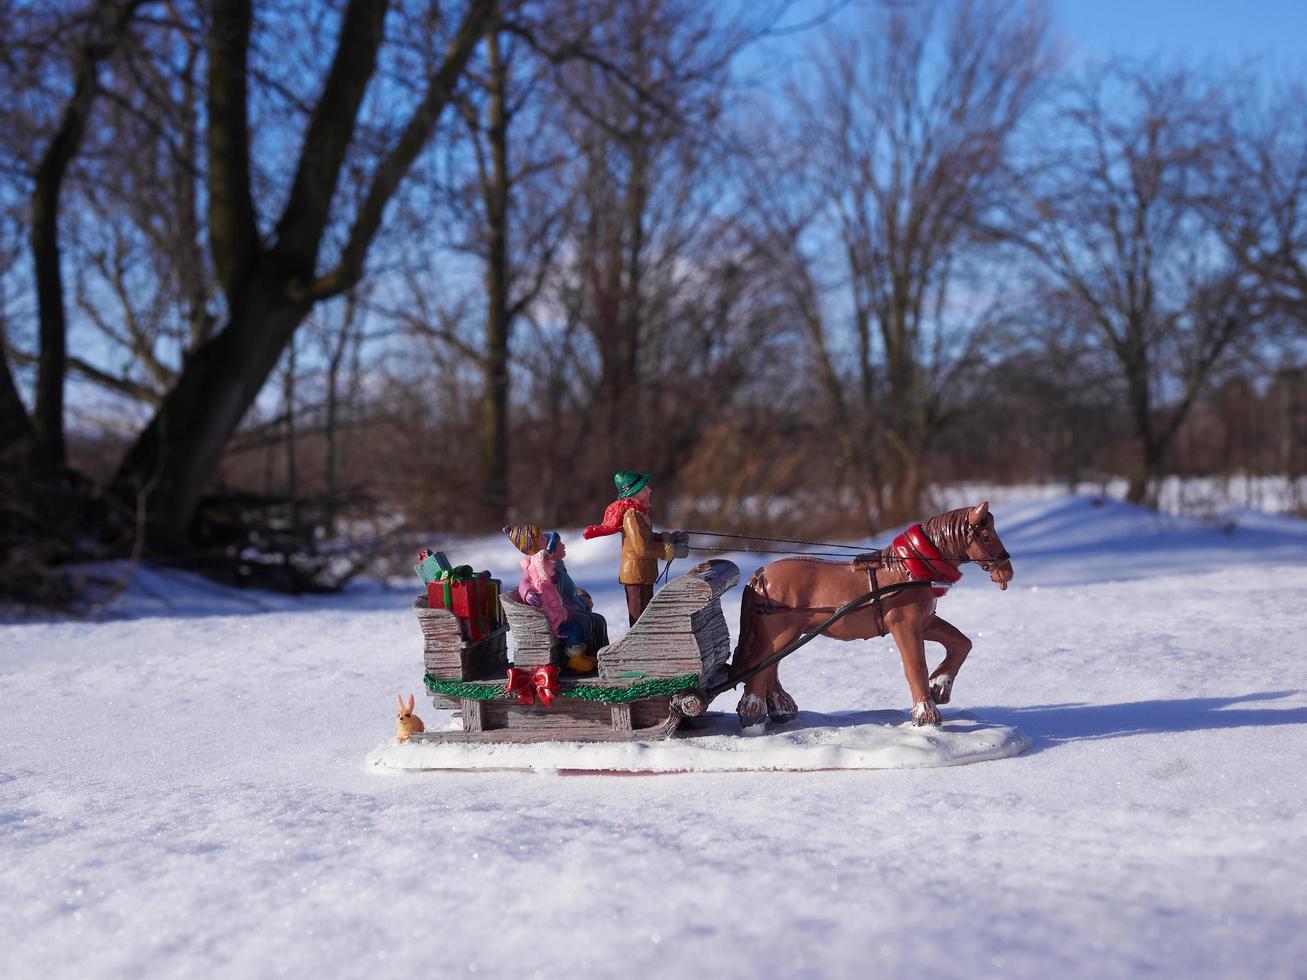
[968,690,1305,752]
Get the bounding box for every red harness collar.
[889,523,962,597]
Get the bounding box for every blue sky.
[1050,0,1307,73]
[765,0,1307,76]
[741,0,1307,99]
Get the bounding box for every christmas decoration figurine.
[584,471,688,625]
[505,525,609,672]
[395,694,424,742]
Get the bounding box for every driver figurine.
[583,471,688,625]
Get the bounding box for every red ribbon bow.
[506,665,560,708]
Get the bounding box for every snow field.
[2,495,1306,979]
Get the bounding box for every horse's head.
[964,501,1014,591]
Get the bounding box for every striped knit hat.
[503,524,542,555]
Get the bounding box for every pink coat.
[519,552,567,636]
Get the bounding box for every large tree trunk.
[30,157,72,468]
[115,276,309,547]
[596,127,648,475]
[113,0,491,549]
[883,303,925,525]
[1126,439,1163,508]
[0,351,35,458]
[1121,333,1156,506]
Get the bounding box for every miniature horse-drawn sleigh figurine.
[402,492,1013,744]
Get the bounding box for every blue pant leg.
[558,617,585,647]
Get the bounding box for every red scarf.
[583,498,649,539]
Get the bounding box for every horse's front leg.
[885,607,939,726]
[923,616,973,705]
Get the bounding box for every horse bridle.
[967,514,1011,572]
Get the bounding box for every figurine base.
[365,709,1028,773]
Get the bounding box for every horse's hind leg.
[733,579,802,728]
[737,629,803,728]
[737,664,797,727]
[737,674,769,730]
[732,584,768,728]
[765,668,798,725]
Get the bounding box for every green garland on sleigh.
[423,672,699,703]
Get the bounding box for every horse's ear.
[969,501,990,526]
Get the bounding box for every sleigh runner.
[411,559,739,743]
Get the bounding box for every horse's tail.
[731,570,767,670]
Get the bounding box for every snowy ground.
[3,494,1306,979]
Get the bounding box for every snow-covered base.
[366,710,1028,773]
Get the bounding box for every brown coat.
[619,508,674,585]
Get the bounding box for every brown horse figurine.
[730,501,1014,728]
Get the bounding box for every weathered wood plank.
[409,706,679,744]
[688,558,741,601]
[414,595,510,680]
[499,589,563,667]
[610,703,632,732]
[598,560,740,681]
[630,696,675,730]
[411,561,737,744]
[460,699,485,732]
[483,697,612,729]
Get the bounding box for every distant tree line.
[1,0,1304,598]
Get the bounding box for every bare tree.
[749,0,1053,526]
[399,2,573,526]
[1009,62,1257,504]
[110,0,496,549]
[0,211,34,456]
[60,2,216,406]
[530,0,757,506]
[1208,83,1307,331]
[6,0,151,467]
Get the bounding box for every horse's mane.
[920,507,976,560]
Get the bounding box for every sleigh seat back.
[498,588,566,667]
[413,594,508,681]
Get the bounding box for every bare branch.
[304,0,496,301]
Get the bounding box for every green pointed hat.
[614,471,651,499]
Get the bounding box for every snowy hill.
[2,494,1306,979]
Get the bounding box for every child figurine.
[505,525,609,673]
[583,471,688,625]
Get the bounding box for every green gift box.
[414,549,453,585]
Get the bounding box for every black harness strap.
[703,579,935,700]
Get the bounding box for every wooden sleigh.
[411,560,739,743]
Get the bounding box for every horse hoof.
[911,699,941,727]
[929,674,955,705]
[767,690,798,725]
[737,692,767,730]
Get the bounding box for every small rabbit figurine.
[395,693,425,742]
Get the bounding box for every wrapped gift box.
[427,569,501,641]
[414,549,452,585]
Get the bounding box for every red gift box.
[427,572,497,641]
[484,578,500,629]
